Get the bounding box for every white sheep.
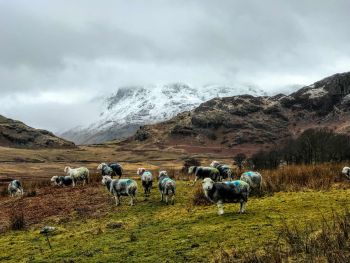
[8,180,24,197]
[240,171,263,193]
[64,166,89,187]
[101,176,138,206]
[342,167,350,179]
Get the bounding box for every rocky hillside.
[0,115,75,148]
[129,72,350,154]
[60,83,267,144]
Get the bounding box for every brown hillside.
[128,72,350,154]
[0,115,75,148]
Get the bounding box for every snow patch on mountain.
[60,83,268,144]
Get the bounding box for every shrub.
[192,185,211,206]
[9,209,25,231]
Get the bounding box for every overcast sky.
[0,0,350,132]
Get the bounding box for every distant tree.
[251,128,350,169]
[234,153,247,171]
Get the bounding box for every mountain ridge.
[126,72,350,154]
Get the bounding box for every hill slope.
[129,72,350,154]
[0,115,75,148]
[60,83,267,144]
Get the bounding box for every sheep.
[64,166,89,187]
[210,161,233,181]
[101,176,137,206]
[342,167,350,179]
[158,171,176,205]
[50,175,73,186]
[97,162,123,178]
[240,171,263,193]
[202,178,249,215]
[188,166,220,185]
[8,180,24,197]
[137,168,153,197]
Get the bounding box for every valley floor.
[0,181,349,262]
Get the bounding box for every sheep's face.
[210,161,219,168]
[342,167,350,176]
[188,166,195,174]
[101,176,111,185]
[342,167,349,174]
[97,163,105,170]
[202,178,214,191]
[159,171,168,178]
[50,176,58,182]
[64,166,70,173]
[137,168,146,176]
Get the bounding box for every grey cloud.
[0,0,350,131]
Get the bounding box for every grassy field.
[1,145,350,262]
[1,181,350,262]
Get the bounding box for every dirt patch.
[0,183,111,232]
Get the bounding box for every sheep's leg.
[217,201,224,215]
[130,195,134,206]
[171,194,175,205]
[72,179,76,187]
[192,177,198,186]
[165,195,169,205]
[160,193,164,202]
[115,196,120,206]
[241,202,247,213]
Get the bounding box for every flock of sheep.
[6,163,350,215]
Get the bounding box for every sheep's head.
[188,166,196,174]
[50,176,59,185]
[210,161,220,168]
[342,167,350,177]
[101,175,111,185]
[97,163,107,171]
[202,178,214,191]
[64,166,70,173]
[137,168,146,176]
[158,170,168,179]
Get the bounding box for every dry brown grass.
[261,162,347,193]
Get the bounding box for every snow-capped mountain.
[60,83,267,144]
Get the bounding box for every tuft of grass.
[192,184,211,206]
[213,210,350,263]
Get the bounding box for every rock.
[106,222,123,229]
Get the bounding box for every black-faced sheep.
[202,178,249,215]
[342,167,350,179]
[101,176,137,206]
[8,180,24,197]
[158,171,176,205]
[188,166,220,185]
[51,175,73,186]
[97,163,123,178]
[240,171,263,193]
[137,168,153,197]
[210,161,233,181]
[64,166,89,187]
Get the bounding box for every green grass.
[1,181,350,263]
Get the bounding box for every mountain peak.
[60,83,267,144]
